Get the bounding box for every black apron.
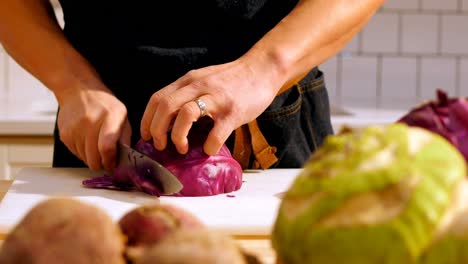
[53,0,334,168]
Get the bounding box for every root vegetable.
[119,203,204,246]
[0,197,125,264]
[118,203,204,261]
[135,229,247,264]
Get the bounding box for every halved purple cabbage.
[83,121,243,197]
[135,139,243,196]
[398,89,468,162]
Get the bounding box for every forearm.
[242,0,384,91]
[0,0,106,103]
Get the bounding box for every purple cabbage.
[134,139,243,196]
[83,120,243,197]
[398,89,468,162]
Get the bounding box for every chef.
[0,0,384,171]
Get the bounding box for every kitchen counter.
[0,100,56,136]
[330,107,407,132]
[0,179,277,263]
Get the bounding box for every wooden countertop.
[0,180,276,263]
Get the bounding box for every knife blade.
[117,142,183,195]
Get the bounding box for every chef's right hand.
[56,85,132,172]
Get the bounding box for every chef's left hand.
[140,56,282,156]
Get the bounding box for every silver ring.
[194,98,208,117]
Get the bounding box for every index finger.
[99,115,130,171]
[140,74,196,140]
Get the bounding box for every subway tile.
[341,56,378,100]
[361,13,399,53]
[380,98,421,110]
[459,58,468,96]
[420,57,457,100]
[340,97,378,109]
[320,56,339,97]
[341,34,359,53]
[441,15,468,54]
[463,0,468,11]
[383,0,419,10]
[401,14,438,54]
[422,0,458,11]
[7,57,52,103]
[381,57,418,98]
[328,96,342,109]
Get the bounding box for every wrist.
[50,73,109,106]
[241,44,295,95]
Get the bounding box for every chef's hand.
[140,55,282,156]
[57,86,132,171]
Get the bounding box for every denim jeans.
[253,67,334,168]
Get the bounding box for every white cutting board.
[0,167,301,236]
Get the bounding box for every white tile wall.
[459,59,468,96]
[340,97,379,109]
[0,5,62,110]
[381,57,418,99]
[401,14,438,54]
[441,15,468,54]
[342,35,360,53]
[420,57,457,99]
[380,98,422,110]
[341,56,378,103]
[361,13,399,53]
[383,0,419,10]
[422,0,458,11]
[321,0,468,110]
[7,57,52,103]
[463,0,468,11]
[320,56,338,98]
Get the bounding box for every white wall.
[0,3,62,112]
[322,0,468,110]
[2,0,468,112]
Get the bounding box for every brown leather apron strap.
[233,124,252,169]
[277,73,307,95]
[248,119,278,169]
[232,73,308,169]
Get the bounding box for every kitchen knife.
[118,142,183,195]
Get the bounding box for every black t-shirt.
[57,0,298,130]
[52,1,335,169]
